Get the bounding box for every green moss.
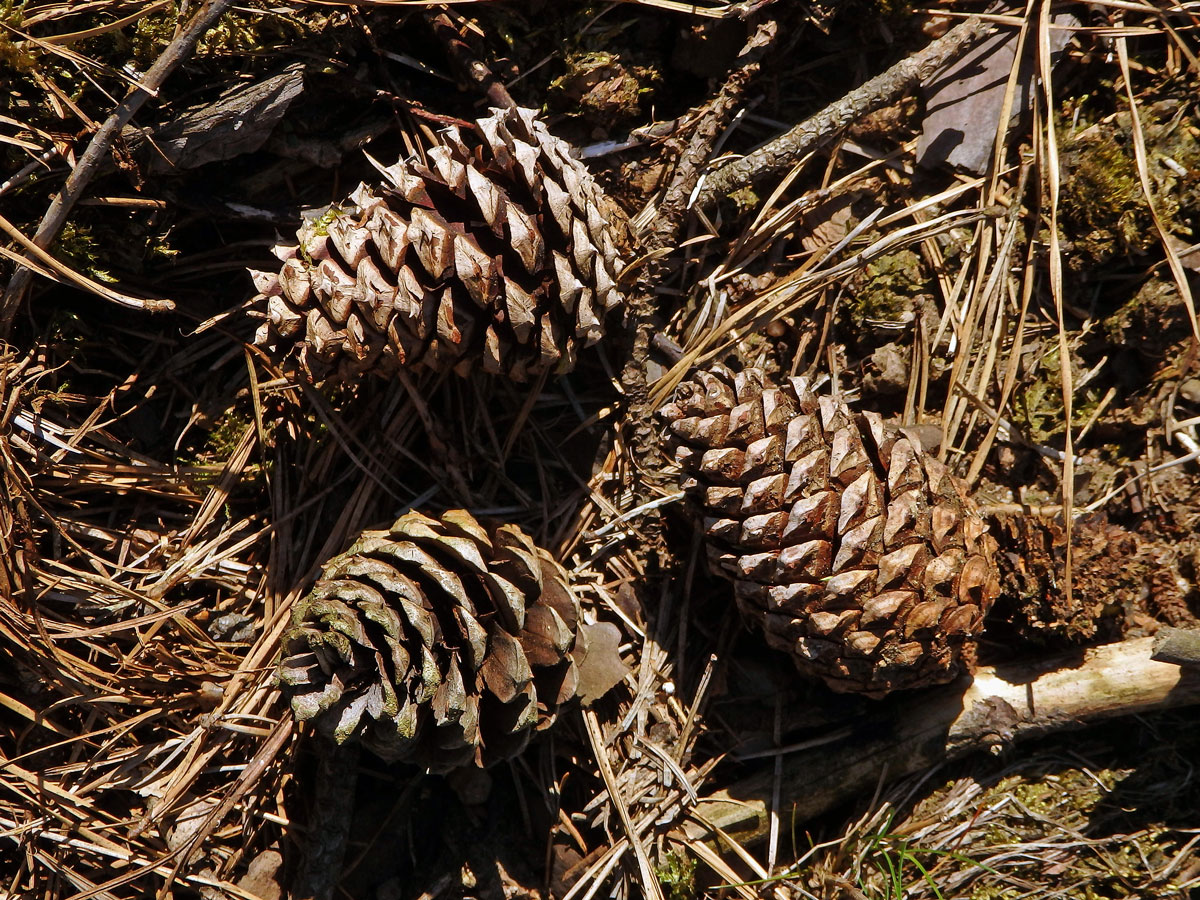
[884,757,1199,899]
[727,186,760,212]
[0,37,35,72]
[123,2,314,68]
[309,206,345,237]
[146,234,179,264]
[850,248,926,328]
[969,887,1021,900]
[655,848,696,900]
[1060,137,1149,264]
[550,49,658,126]
[1060,101,1200,268]
[873,0,915,16]
[296,206,346,265]
[126,9,180,65]
[0,1,36,71]
[52,222,116,283]
[1013,344,1103,444]
[202,410,254,461]
[47,213,178,280]
[1009,768,1118,820]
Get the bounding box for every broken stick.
[683,636,1200,847]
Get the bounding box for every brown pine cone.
[278,509,586,770]
[660,365,999,695]
[249,106,631,382]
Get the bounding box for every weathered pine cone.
[660,365,1000,695]
[249,106,631,382]
[278,509,585,770]
[992,514,1147,643]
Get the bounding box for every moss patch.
[655,847,696,900]
[1060,100,1200,269]
[1013,342,1103,444]
[849,248,927,328]
[550,49,659,129]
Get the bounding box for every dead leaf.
[800,190,869,253]
[573,621,629,705]
[1164,233,1200,272]
[917,15,1078,174]
[236,849,283,900]
[164,795,220,852]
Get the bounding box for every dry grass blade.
[583,708,665,900]
[935,7,1035,477]
[1035,0,1076,615]
[32,0,174,46]
[962,160,1036,487]
[0,321,444,895]
[1114,29,1200,346]
[651,200,997,410]
[618,0,740,16]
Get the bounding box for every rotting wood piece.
[683,636,1200,847]
[123,64,306,174]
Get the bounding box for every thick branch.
[684,637,1200,846]
[695,16,990,208]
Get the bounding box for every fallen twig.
[426,9,516,110]
[695,16,990,208]
[646,20,778,248]
[584,708,666,900]
[684,636,1200,847]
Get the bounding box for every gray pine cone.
[278,509,586,770]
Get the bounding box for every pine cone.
[660,365,999,695]
[278,509,585,769]
[249,106,631,382]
